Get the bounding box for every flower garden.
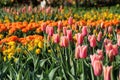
[0,0,120,80]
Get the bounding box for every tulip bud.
[53,34,60,44]
[68,17,73,25]
[97,31,102,42]
[82,26,87,37]
[103,66,112,80]
[60,36,69,47]
[67,30,72,41]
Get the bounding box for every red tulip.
[53,34,60,44]
[76,33,84,45]
[60,36,69,47]
[103,66,112,80]
[68,17,73,25]
[82,26,88,37]
[97,31,102,42]
[67,30,72,41]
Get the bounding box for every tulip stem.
[82,59,85,80]
[90,66,94,80]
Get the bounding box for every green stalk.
[82,59,85,80]
[90,66,94,80]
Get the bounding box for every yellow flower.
[35,48,41,54]
[38,41,43,48]
[3,56,6,61]
[0,34,3,40]
[14,58,18,63]
[48,49,51,53]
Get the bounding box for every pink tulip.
[90,54,103,76]
[108,26,113,33]
[75,45,87,59]
[104,38,112,46]
[105,43,113,55]
[76,33,84,45]
[112,44,118,56]
[46,26,54,36]
[63,27,67,36]
[82,26,88,37]
[41,23,47,32]
[97,49,104,60]
[117,34,120,46]
[28,6,32,13]
[92,60,103,76]
[97,31,102,42]
[67,30,72,41]
[88,35,96,48]
[46,7,51,14]
[103,66,112,80]
[53,34,60,44]
[68,17,73,25]
[60,36,69,47]
[58,21,63,30]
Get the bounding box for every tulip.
[75,45,87,59]
[63,27,67,36]
[46,7,51,14]
[53,34,60,44]
[92,60,103,76]
[60,36,69,47]
[82,26,87,37]
[103,66,112,80]
[104,38,112,46]
[68,17,73,25]
[117,34,120,46]
[97,31,102,42]
[67,30,72,41]
[97,49,104,60]
[76,33,84,45]
[112,44,118,56]
[88,35,96,48]
[108,26,113,33]
[41,23,47,32]
[46,26,54,36]
[58,21,63,30]
[90,54,103,76]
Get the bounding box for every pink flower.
[75,45,87,59]
[97,31,102,42]
[97,49,104,60]
[41,23,47,32]
[63,27,67,36]
[108,26,113,33]
[46,7,51,14]
[112,44,118,56]
[82,26,88,37]
[53,34,60,44]
[28,6,32,13]
[103,66,112,80]
[60,36,69,47]
[68,17,73,25]
[117,34,120,46]
[46,26,54,36]
[90,54,103,76]
[67,30,72,41]
[76,33,84,45]
[104,38,112,46]
[58,21,63,30]
[88,35,96,48]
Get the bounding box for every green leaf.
[49,66,60,80]
[40,58,49,67]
